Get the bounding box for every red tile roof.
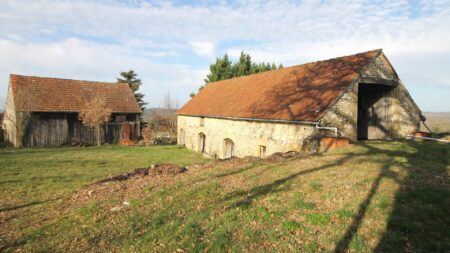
[178,49,382,121]
[10,75,142,113]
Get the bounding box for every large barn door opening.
[357,84,393,140]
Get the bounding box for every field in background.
[421,112,450,132]
[0,142,449,252]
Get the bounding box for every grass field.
[0,142,449,252]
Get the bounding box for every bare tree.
[163,91,173,110]
[163,92,177,134]
[78,97,111,146]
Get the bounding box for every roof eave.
[177,114,319,125]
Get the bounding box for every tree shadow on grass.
[217,140,448,252]
[334,141,449,252]
[0,200,48,212]
[222,153,354,209]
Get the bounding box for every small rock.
[123,201,130,206]
[110,206,123,212]
[150,164,156,169]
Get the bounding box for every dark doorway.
[198,133,206,153]
[357,83,394,140]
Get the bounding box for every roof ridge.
[205,49,382,86]
[10,74,119,85]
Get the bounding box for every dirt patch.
[94,164,187,185]
[267,151,303,161]
[217,156,261,164]
[151,164,187,175]
[70,163,195,207]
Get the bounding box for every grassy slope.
[0,142,449,252]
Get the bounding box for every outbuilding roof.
[178,49,382,121]
[9,74,142,113]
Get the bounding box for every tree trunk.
[96,126,101,146]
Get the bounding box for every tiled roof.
[178,49,382,121]
[10,75,142,113]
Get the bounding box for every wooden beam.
[359,77,398,86]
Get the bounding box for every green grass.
[0,145,207,204]
[0,141,449,252]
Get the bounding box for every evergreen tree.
[233,51,252,77]
[203,54,233,86]
[191,51,283,97]
[117,70,147,111]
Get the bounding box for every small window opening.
[200,117,204,127]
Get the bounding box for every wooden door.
[358,85,393,140]
[368,90,392,139]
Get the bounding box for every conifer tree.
[117,70,147,111]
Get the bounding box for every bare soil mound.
[94,164,187,185]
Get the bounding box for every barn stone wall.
[391,81,421,137]
[320,83,358,141]
[320,53,420,141]
[2,83,19,147]
[177,115,316,159]
[362,54,420,137]
[361,53,397,80]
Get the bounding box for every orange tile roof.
[10,74,142,113]
[178,49,382,121]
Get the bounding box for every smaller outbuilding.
[2,74,142,147]
[177,49,423,159]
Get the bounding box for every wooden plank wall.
[368,89,392,139]
[25,117,68,146]
[23,114,139,147]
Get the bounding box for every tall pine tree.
[117,70,147,111]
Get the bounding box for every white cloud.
[189,41,215,57]
[0,0,449,111]
[0,38,204,108]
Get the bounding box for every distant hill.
[143,108,176,121]
[421,112,450,132]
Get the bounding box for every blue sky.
[0,0,449,112]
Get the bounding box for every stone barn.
[177,49,422,159]
[2,74,142,147]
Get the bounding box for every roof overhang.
[177,114,319,125]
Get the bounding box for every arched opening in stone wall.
[198,132,206,153]
[223,138,234,159]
